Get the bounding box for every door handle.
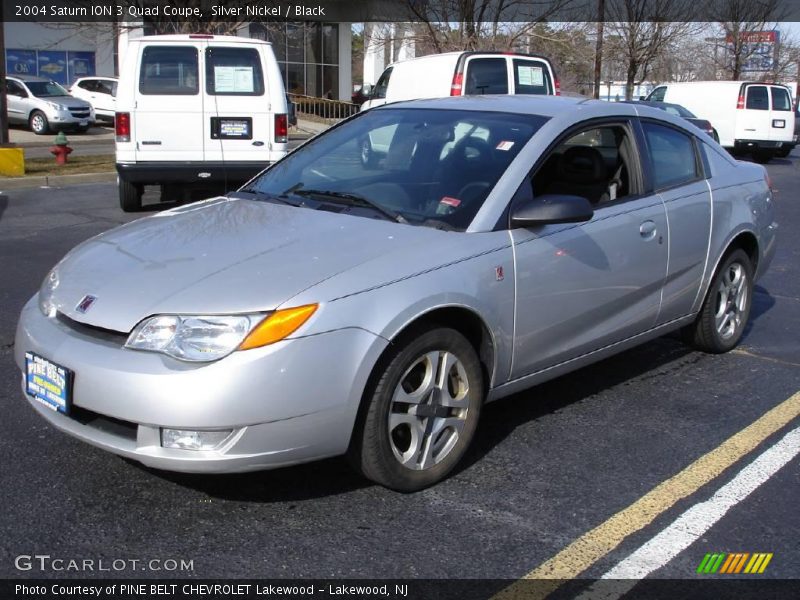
[639,220,657,240]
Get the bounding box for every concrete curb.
[0,171,117,190]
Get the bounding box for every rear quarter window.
[139,46,199,95]
[642,121,700,189]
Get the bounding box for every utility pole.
[593,0,605,99]
[0,5,10,145]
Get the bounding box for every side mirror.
[510,194,594,228]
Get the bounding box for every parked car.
[69,76,118,123]
[16,96,776,491]
[115,34,290,212]
[620,100,718,141]
[645,81,794,163]
[4,75,95,135]
[360,51,559,111]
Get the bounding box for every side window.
[205,47,264,96]
[78,80,96,91]
[372,67,392,100]
[771,86,792,111]
[642,121,699,189]
[7,80,26,96]
[513,59,552,95]
[745,85,769,110]
[139,46,199,95]
[96,80,113,95]
[531,124,634,206]
[465,58,508,94]
[648,86,666,102]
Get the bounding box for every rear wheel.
[119,178,143,212]
[775,145,792,158]
[29,111,49,135]
[349,327,484,492]
[683,249,753,353]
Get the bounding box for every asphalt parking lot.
[0,155,797,595]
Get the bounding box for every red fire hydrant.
[50,132,73,165]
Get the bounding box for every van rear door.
[737,84,772,143]
[462,56,509,95]
[768,85,794,143]
[134,42,205,162]
[203,43,277,163]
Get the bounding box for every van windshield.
[246,108,547,231]
[25,81,69,98]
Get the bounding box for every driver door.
[510,121,668,379]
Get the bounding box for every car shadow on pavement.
[743,285,776,339]
[0,194,7,223]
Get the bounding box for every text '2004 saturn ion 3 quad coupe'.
[16,96,777,491]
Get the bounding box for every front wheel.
[683,249,753,353]
[29,111,49,135]
[349,327,484,492]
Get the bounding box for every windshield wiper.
[232,188,301,207]
[290,189,407,224]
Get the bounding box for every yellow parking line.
[494,391,800,600]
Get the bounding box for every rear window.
[771,86,792,111]
[140,46,199,95]
[205,47,264,96]
[513,59,552,95]
[745,85,769,110]
[465,58,508,94]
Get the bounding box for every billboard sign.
[725,30,779,73]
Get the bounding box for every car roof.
[133,34,271,45]
[373,94,613,117]
[74,76,118,81]
[7,75,54,83]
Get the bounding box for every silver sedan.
[15,96,777,491]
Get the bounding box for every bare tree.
[605,0,698,99]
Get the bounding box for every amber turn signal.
[239,304,318,350]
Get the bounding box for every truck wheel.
[775,146,792,158]
[29,111,50,135]
[119,179,143,212]
[349,327,484,492]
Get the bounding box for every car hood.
[50,197,450,332]
[38,95,91,110]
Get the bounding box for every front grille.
[70,406,138,441]
[69,109,91,118]
[56,312,128,345]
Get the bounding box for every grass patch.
[4,154,115,178]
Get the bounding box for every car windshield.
[25,81,70,97]
[659,103,695,118]
[247,108,547,231]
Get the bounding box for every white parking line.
[578,425,800,599]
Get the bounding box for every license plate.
[25,352,72,415]
[79,120,88,126]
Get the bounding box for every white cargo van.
[115,34,289,211]
[360,51,559,111]
[645,81,794,163]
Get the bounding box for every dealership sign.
[725,30,780,73]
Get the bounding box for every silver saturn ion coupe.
[16,96,777,491]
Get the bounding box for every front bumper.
[48,109,95,129]
[15,297,387,473]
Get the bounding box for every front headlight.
[125,304,318,362]
[38,267,59,317]
[47,102,68,111]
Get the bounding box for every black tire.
[775,146,792,158]
[683,249,753,353]
[29,110,49,135]
[349,327,484,492]
[360,137,377,169]
[753,150,773,164]
[119,179,143,212]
